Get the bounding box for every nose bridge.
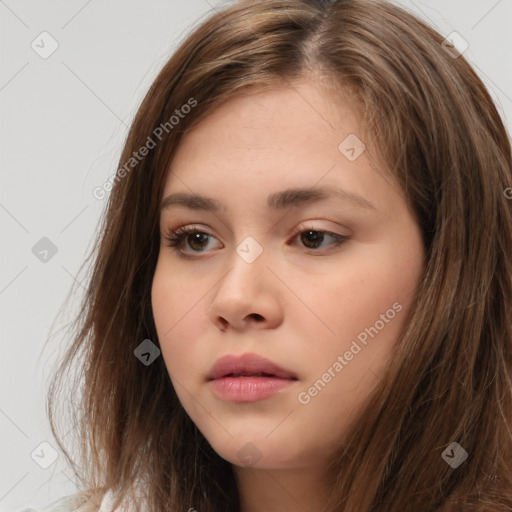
[218,235,267,298]
[208,235,282,329]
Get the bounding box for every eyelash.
[163,224,349,257]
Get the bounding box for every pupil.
[302,230,323,248]
[189,233,208,250]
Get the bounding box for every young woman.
[40,0,512,511]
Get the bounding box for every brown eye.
[294,229,348,251]
[186,232,210,251]
[164,227,218,253]
[164,225,349,258]
[299,230,325,249]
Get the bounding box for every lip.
[208,352,298,403]
[208,352,297,380]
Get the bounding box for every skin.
[151,77,426,512]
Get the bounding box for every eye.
[163,224,349,257]
[164,225,219,253]
[295,228,348,251]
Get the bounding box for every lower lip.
[209,376,297,402]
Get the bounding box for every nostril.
[249,313,264,321]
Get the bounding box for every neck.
[233,464,335,512]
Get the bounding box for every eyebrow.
[159,185,376,213]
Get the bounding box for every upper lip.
[208,352,298,380]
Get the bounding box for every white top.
[17,490,127,512]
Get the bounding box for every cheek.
[302,252,421,355]
[291,242,424,443]
[151,257,206,382]
[296,234,424,389]
[326,229,424,344]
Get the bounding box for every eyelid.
[291,220,352,243]
[167,224,220,244]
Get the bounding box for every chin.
[204,431,305,470]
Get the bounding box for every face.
[151,78,425,471]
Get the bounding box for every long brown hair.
[45,0,512,510]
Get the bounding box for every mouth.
[208,353,298,402]
[208,352,298,381]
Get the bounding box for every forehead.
[165,80,366,181]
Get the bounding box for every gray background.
[1,0,511,510]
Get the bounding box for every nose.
[207,248,284,332]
